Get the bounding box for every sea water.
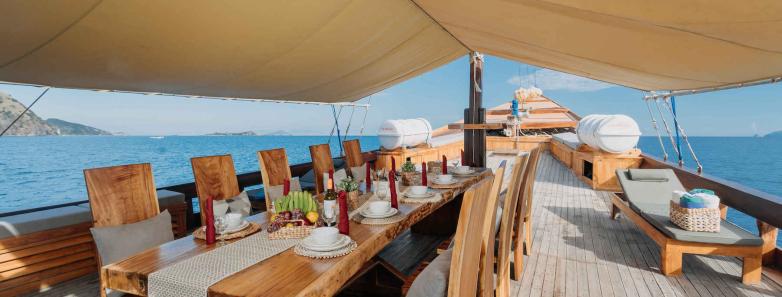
[0,136,779,246]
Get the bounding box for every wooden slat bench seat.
[0,190,187,297]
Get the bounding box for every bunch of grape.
[291,208,303,220]
[266,213,287,233]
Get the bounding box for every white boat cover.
[1,0,781,102]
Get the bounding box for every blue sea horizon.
[0,135,779,246]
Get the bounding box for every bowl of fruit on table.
[268,191,325,239]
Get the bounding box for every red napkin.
[205,197,216,245]
[365,161,372,192]
[328,169,334,190]
[391,157,396,172]
[461,150,466,166]
[337,191,349,235]
[389,170,398,209]
[421,162,428,186]
[441,155,448,174]
[283,178,290,196]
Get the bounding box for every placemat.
[148,231,299,297]
[352,213,406,225]
[193,222,261,240]
[400,192,443,204]
[294,240,358,259]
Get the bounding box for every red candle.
[421,162,427,186]
[391,157,396,172]
[205,197,216,245]
[283,178,290,196]
[337,191,349,235]
[389,170,398,209]
[461,150,466,166]
[365,161,372,192]
[441,155,448,174]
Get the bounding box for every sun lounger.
[611,169,764,284]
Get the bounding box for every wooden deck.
[511,153,782,297]
[25,153,782,297]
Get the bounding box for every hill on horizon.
[0,92,111,136]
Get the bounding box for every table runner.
[148,232,299,297]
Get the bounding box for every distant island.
[0,92,111,136]
[765,131,782,138]
[206,131,257,136]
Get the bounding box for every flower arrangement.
[400,160,417,186]
[338,176,359,192]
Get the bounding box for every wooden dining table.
[102,169,491,297]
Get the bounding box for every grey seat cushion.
[90,210,174,265]
[630,202,763,246]
[617,169,762,246]
[0,206,92,238]
[77,189,185,210]
[552,132,580,150]
[407,248,452,297]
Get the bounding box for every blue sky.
[2,55,781,136]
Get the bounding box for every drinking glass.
[215,217,228,246]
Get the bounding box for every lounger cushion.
[76,189,186,210]
[628,169,669,182]
[406,248,452,297]
[630,202,763,246]
[617,169,763,246]
[552,132,580,150]
[91,210,174,265]
[0,206,92,238]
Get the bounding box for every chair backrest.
[513,148,542,249]
[258,148,293,211]
[191,155,241,225]
[309,143,334,194]
[448,176,494,297]
[342,139,364,169]
[480,161,506,297]
[84,163,160,228]
[496,155,529,296]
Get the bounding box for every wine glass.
[322,201,336,227]
[215,216,228,246]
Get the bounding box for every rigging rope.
[358,96,372,136]
[643,93,669,161]
[342,104,356,143]
[0,87,50,138]
[653,97,682,166]
[330,105,344,156]
[662,97,703,173]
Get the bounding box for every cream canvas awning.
[1,0,781,102]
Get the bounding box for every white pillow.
[265,177,302,202]
[90,210,174,265]
[226,191,251,217]
[322,169,348,190]
[350,166,373,183]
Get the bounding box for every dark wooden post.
[464,52,486,167]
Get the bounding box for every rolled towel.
[690,188,715,195]
[671,190,688,204]
[693,193,720,209]
[680,194,705,209]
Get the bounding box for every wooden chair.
[405,176,494,297]
[512,147,542,279]
[342,139,364,169]
[478,161,506,296]
[496,155,529,296]
[258,148,293,211]
[309,143,334,194]
[191,155,241,225]
[84,163,161,297]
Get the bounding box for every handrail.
[0,151,378,225]
[640,154,782,229]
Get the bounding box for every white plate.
[360,207,399,219]
[404,191,435,199]
[224,220,250,234]
[301,234,351,252]
[433,178,458,185]
[452,169,476,175]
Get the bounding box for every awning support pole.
[464,52,486,167]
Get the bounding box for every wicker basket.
[268,219,315,239]
[669,201,720,232]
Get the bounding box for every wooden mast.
[464,52,486,167]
